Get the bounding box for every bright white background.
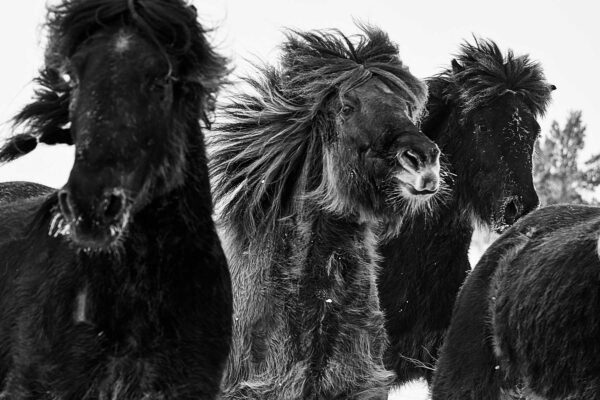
[1,1,598,399]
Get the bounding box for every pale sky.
[0,0,598,190]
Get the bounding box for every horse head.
[425,38,554,232]
[320,74,441,221]
[2,0,227,250]
[211,27,443,241]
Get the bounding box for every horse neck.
[135,125,214,241]
[301,201,375,250]
[381,117,475,271]
[74,127,222,310]
[277,204,379,293]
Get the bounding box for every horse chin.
[399,182,437,198]
[49,212,128,253]
[492,218,513,234]
[393,180,438,214]
[490,206,520,234]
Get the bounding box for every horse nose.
[58,189,76,221]
[397,144,441,173]
[99,190,126,223]
[398,149,422,172]
[503,198,523,226]
[416,174,439,193]
[397,143,441,194]
[505,188,540,225]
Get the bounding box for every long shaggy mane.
[427,37,553,122]
[0,0,227,163]
[209,26,427,241]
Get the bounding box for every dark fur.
[209,27,439,399]
[431,204,600,399]
[378,38,554,386]
[0,182,52,204]
[0,1,231,398]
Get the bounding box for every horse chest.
[68,278,166,348]
[289,245,374,351]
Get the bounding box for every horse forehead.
[110,30,155,63]
[113,30,134,54]
[352,78,401,106]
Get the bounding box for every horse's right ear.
[451,59,464,74]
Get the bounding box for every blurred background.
[0,1,598,399]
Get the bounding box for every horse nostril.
[399,149,421,171]
[101,192,126,222]
[503,199,523,225]
[430,146,440,162]
[58,189,75,220]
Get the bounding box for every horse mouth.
[402,183,438,196]
[49,212,129,251]
[393,171,440,199]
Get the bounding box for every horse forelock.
[1,0,228,164]
[433,37,553,121]
[281,26,428,119]
[210,25,426,243]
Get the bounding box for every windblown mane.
[209,26,427,241]
[427,38,553,122]
[0,0,227,163]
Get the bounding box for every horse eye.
[341,105,354,116]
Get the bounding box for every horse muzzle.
[394,145,441,196]
[55,187,130,250]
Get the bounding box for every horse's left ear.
[451,59,464,74]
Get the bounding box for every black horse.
[431,204,600,399]
[377,39,554,386]
[0,0,231,398]
[210,27,442,399]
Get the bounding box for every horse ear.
[451,59,464,74]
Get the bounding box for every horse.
[0,0,232,398]
[431,204,600,399]
[209,26,442,400]
[377,38,555,387]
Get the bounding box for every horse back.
[491,204,600,398]
[0,181,53,204]
[432,204,600,399]
[0,194,62,385]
